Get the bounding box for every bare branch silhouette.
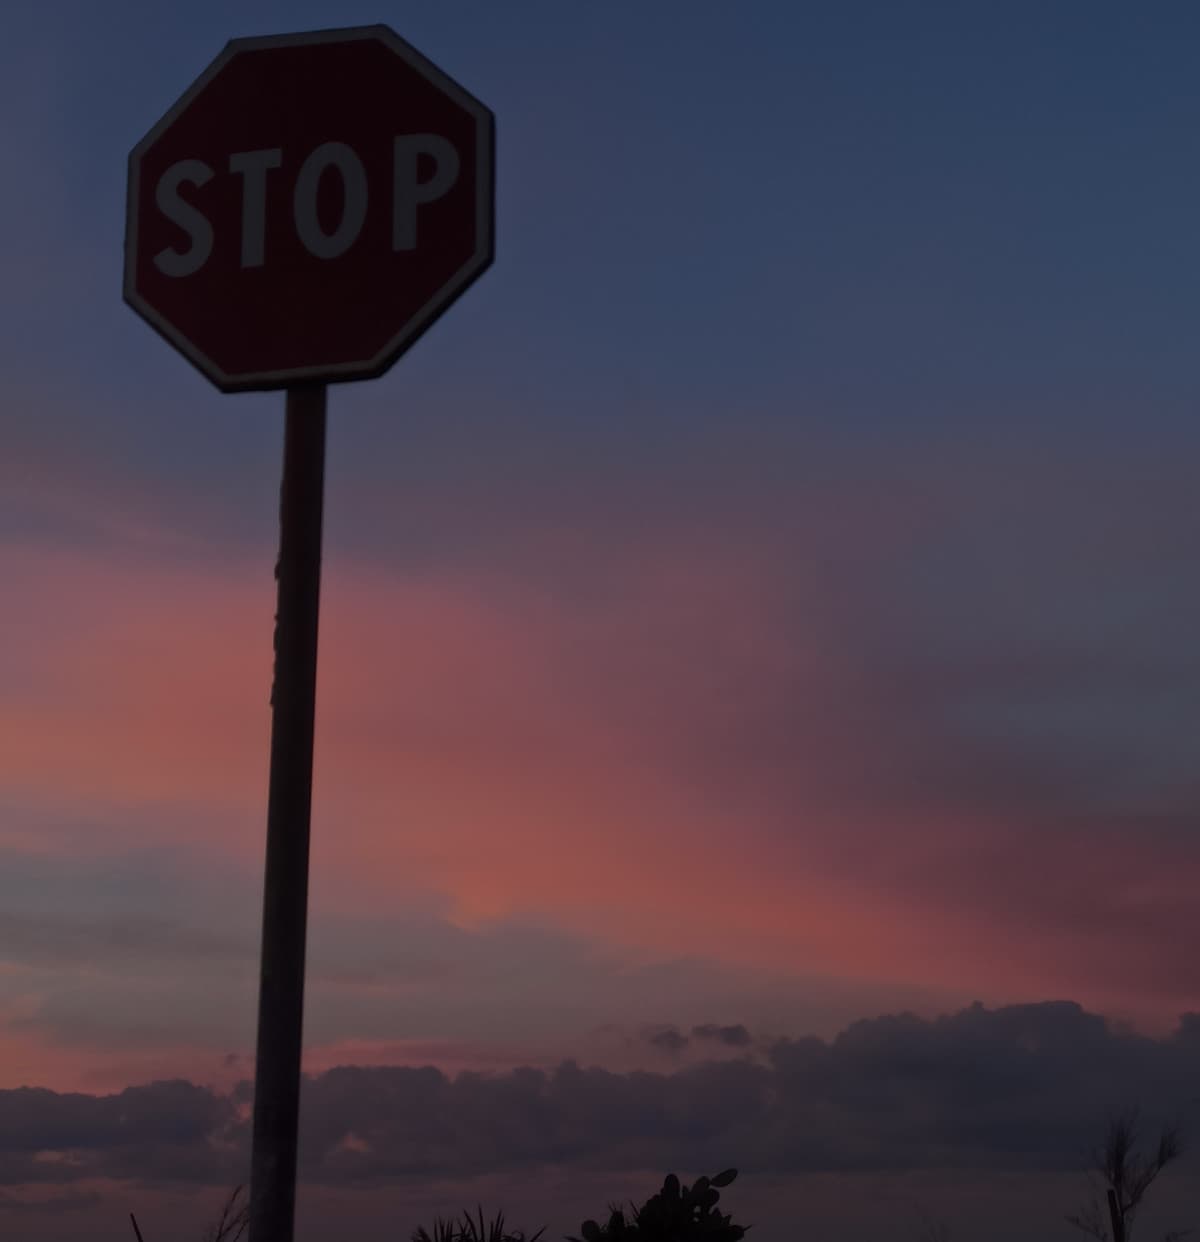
[200,1185,249,1242]
[1066,1106,1191,1242]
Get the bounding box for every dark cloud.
[0,1080,239,1185]
[692,1024,752,1048]
[646,1028,688,1054]
[646,1023,754,1055]
[0,1080,229,1153]
[1,1002,1197,1190]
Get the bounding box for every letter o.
[293,142,368,259]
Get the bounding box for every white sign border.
[123,24,495,393]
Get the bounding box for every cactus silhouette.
[567,1167,751,1242]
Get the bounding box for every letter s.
[153,160,214,277]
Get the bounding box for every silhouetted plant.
[566,1167,752,1241]
[409,1202,546,1242]
[1065,1107,1191,1242]
[201,1184,249,1242]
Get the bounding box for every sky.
[2,2,1199,1239]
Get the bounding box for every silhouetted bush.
[567,1167,751,1242]
[406,1166,752,1242]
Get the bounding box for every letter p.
[393,135,460,251]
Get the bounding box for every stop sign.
[123,25,494,392]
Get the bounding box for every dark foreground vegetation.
[130,1107,1190,1242]
[413,1168,748,1242]
[141,1168,749,1242]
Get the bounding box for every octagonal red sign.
[124,25,494,392]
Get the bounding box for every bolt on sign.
[124,24,494,390]
[122,25,494,1242]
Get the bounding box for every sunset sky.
[2,3,1199,1240]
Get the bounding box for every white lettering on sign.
[393,135,460,250]
[293,142,369,259]
[229,148,283,268]
[150,138,461,276]
[153,160,215,276]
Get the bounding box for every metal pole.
[248,384,327,1242]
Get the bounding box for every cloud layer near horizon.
[1,1000,1198,1195]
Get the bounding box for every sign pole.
[248,383,328,1242]
[122,27,492,1242]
